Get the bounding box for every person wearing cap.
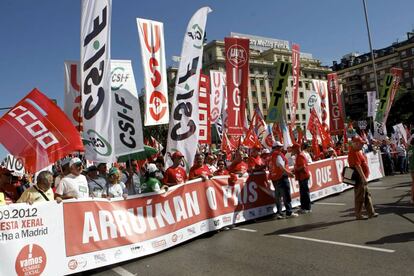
[55,157,89,201]
[348,135,378,220]
[17,171,54,204]
[141,163,163,193]
[292,143,311,213]
[269,141,297,219]
[189,153,212,180]
[86,166,107,198]
[163,151,188,186]
[325,147,337,159]
[103,167,127,199]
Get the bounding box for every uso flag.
[0,89,84,172]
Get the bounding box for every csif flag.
[80,0,114,162]
[290,43,300,126]
[165,7,212,170]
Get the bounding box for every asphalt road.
[84,174,414,276]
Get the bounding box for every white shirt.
[105,183,124,198]
[56,173,89,199]
[303,151,313,163]
[121,172,141,194]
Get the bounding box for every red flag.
[0,89,84,172]
[288,124,296,144]
[225,37,249,136]
[221,132,235,160]
[243,121,262,149]
[297,126,304,145]
[311,132,320,160]
[327,73,345,135]
[272,123,283,143]
[198,73,211,144]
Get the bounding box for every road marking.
[279,234,395,253]
[112,266,137,276]
[376,204,414,209]
[394,187,410,190]
[234,227,258,232]
[314,202,346,206]
[369,187,387,190]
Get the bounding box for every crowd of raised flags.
[0,1,413,206]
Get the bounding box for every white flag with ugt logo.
[137,18,169,126]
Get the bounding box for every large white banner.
[366,91,377,118]
[111,60,144,156]
[80,0,115,162]
[166,7,212,170]
[64,61,82,131]
[137,18,169,126]
[209,70,225,124]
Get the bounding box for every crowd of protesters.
[1,129,414,220]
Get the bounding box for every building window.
[252,91,257,97]
[300,103,305,110]
[261,91,266,97]
[311,74,315,79]
[299,92,304,99]
[304,73,308,78]
[404,71,410,78]
[305,82,310,89]
[370,82,375,88]
[318,74,322,79]
[302,114,306,120]
[299,81,303,88]
[406,82,412,89]
[262,103,267,109]
[401,50,407,57]
[403,61,409,68]
[287,114,291,120]
[296,114,299,120]
[250,68,254,74]
[290,80,294,86]
[285,91,289,98]
[286,103,290,109]
[250,79,255,86]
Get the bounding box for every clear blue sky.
[1,0,413,159]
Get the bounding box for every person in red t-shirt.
[228,150,248,175]
[292,143,311,213]
[163,151,188,186]
[214,159,229,176]
[348,136,378,220]
[247,147,266,173]
[189,154,212,180]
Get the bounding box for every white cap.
[272,141,284,148]
[146,163,158,173]
[262,149,270,154]
[60,157,71,166]
[69,157,82,167]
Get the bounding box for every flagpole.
[362,0,379,98]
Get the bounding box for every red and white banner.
[225,37,249,136]
[312,80,330,133]
[327,73,344,135]
[198,73,211,144]
[64,61,82,131]
[209,70,226,124]
[165,7,212,170]
[290,43,300,126]
[0,153,383,275]
[137,18,169,126]
[81,0,114,162]
[383,67,403,124]
[0,89,84,172]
